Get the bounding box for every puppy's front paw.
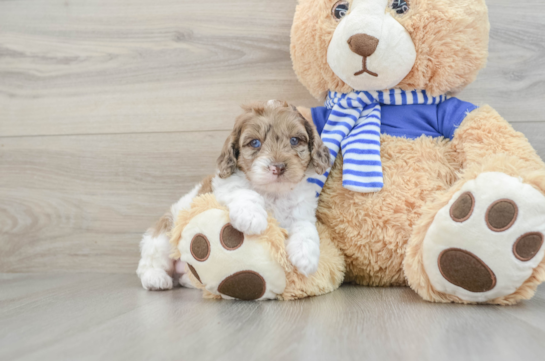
[286,236,320,276]
[139,269,173,291]
[229,202,268,235]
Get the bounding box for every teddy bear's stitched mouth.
[354,57,378,77]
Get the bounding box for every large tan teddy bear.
[170,0,545,305]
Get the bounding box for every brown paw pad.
[450,192,475,222]
[217,271,266,300]
[188,264,202,283]
[514,232,544,262]
[190,234,210,261]
[486,199,518,232]
[220,224,244,250]
[438,248,496,293]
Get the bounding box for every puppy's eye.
[250,139,261,148]
[290,137,300,146]
[331,1,349,20]
[391,0,409,14]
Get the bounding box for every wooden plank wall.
[1,0,544,273]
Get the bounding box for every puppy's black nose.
[271,163,286,176]
[348,34,379,58]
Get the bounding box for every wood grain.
[1,0,545,274]
[0,273,544,361]
[459,1,545,120]
[0,0,317,137]
[0,131,227,273]
[1,0,545,138]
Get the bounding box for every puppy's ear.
[217,114,246,179]
[298,107,331,175]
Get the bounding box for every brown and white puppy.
[218,100,330,193]
[137,101,330,291]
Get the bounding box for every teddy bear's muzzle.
[347,33,379,77]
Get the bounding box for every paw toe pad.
[220,224,244,250]
[486,199,518,232]
[450,192,475,222]
[190,234,210,261]
[514,232,544,261]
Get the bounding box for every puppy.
[137,100,330,291]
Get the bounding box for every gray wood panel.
[0,131,227,273]
[1,273,544,361]
[0,0,316,137]
[1,0,544,138]
[459,1,545,119]
[1,0,545,274]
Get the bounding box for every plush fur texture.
[170,194,345,300]
[318,105,545,304]
[318,133,459,287]
[291,0,489,99]
[404,107,545,305]
[288,0,545,305]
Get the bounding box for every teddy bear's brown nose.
[347,34,379,58]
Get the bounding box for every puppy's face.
[218,101,330,193]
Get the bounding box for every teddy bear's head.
[291,0,490,99]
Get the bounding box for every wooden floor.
[1,273,544,361]
[1,0,545,360]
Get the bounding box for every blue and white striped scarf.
[308,89,447,195]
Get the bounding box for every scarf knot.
[308,89,447,195]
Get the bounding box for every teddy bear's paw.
[422,172,545,303]
[177,208,286,300]
[228,201,268,235]
[139,269,174,291]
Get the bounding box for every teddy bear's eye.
[391,0,409,15]
[331,1,349,20]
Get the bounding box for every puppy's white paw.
[229,202,268,235]
[140,269,173,291]
[286,236,320,276]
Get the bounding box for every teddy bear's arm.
[452,105,544,171]
[404,105,545,305]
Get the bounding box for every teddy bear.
[170,0,545,305]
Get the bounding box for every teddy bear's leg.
[404,106,545,305]
[173,195,345,301]
[177,208,289,300]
